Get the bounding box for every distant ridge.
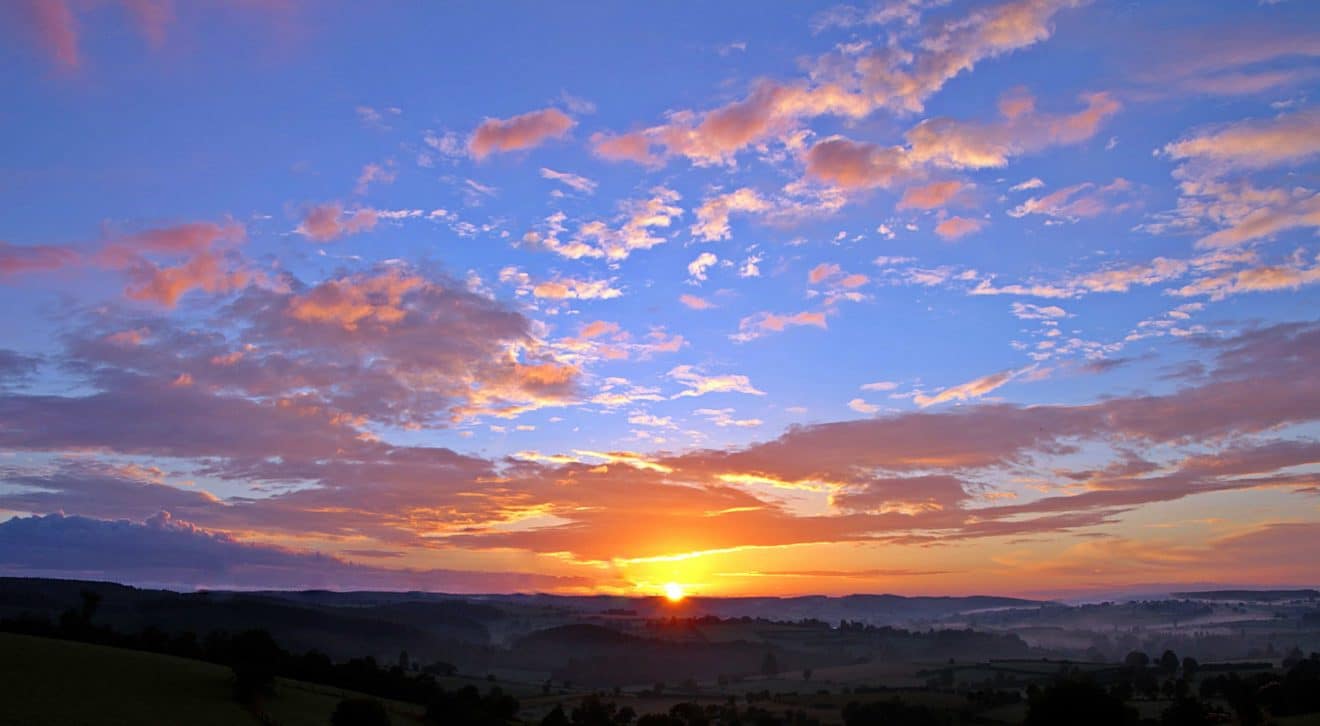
[1171,589,1320,601]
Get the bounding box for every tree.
[229,629,282,705]
[760,651,779,677]
[539,705,570,726]
[1181,656,1199,680]
[1025,680,1139,726]
[331,698,391,726]
[803,667,813,682]
[1125,651,1150,669]
[1160,698,1214,726]
[1160,649,1180,674]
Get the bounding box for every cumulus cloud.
[687,252,719,282]
[691,188,772,241]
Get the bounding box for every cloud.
[531,277,623,301]
[804,136,911,190]
[1161,109,1320,174]
[694,408,763,428]
[731,311,829,342]
[668,365,765,398]
[897,180,967,210]
[691,188,772,241]
[808,262,842,284]
[679,293,716,310]
[913,365,1033,407]
[1171,255,1320,300]
[591,0,1084,167]
[0,220,250,307]
[4,323,1320,569]
[0,241,78,277]
[355,162,396,195]
[1147,112,1320,250]
[469,108,575,159]
[848,398,880,414]
[1008,178,1136,221]
[905,90,1121,170]
[934,216,984,240]
[14,0,80,70]
[687,252,719,282]
[539,167,598,194]
[525,188,682,262]
[860,380,897,392]
[1011,302,1068,320]
[0,512,589,593]
[298,203,379,242]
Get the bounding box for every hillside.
[0,632,423,725]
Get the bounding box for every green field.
[0,633,423,725]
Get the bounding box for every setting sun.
[663,582,686,602]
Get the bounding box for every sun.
[663,582,686,602]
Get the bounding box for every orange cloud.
[287,270,424,330]
[469,108,575,159]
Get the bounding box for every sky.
[0,0,1318,599]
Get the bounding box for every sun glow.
[664,582,686,602]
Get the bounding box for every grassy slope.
[0,633,423,726]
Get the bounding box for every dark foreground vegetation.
[3,578,1320,724]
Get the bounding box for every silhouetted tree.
[1124,650,1150,669]
[1181,656,1199,680]
[331,698,391,726]
[1160,649,1180,673]
[843,699,942,726]
[1160,697,1215,726]
[229,629,282,704]
[540,705,571,726]
[1024,680,1138,726]
[760,652,779,677]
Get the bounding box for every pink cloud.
[0,241,79,277]
[679,293,716,310]
[897,180,967,210]
[298,203,378,242]
[934,216,985,240]
[469,108,575,159]
[15,0,80,70]
[803,136,911,190]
